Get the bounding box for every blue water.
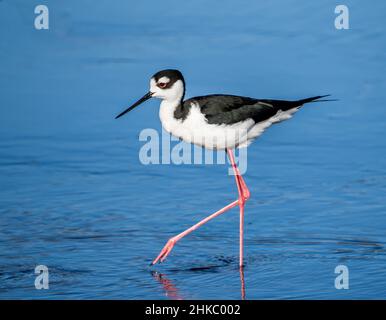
[1,0,385,299]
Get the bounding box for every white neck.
[159,99,181,134]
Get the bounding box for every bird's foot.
[151,237,177,265]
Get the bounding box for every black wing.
[182,94,329,125]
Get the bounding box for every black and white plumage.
[116,69,330,150]
[115,69,332,267]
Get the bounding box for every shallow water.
[0,0,386,299]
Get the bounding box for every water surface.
[0,0,385,299]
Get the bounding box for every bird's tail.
[297,94,337,105]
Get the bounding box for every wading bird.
[116,69,330,267]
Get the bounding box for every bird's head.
[115,69,185,119]
[150,69,185,102]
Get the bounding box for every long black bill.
[115,92,153,119]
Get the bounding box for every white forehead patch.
[158,76,170,83]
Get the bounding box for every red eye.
[158,82,167,88]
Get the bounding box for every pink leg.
[151,199,239,264]
[227,149,250,267]
[151,149,250,266]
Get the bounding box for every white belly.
[159,101,299,150]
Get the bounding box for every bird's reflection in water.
[151,271,184,300]
[239,266,246,300]
[151,267,247,300]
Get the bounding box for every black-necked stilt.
[116,69,331,267]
